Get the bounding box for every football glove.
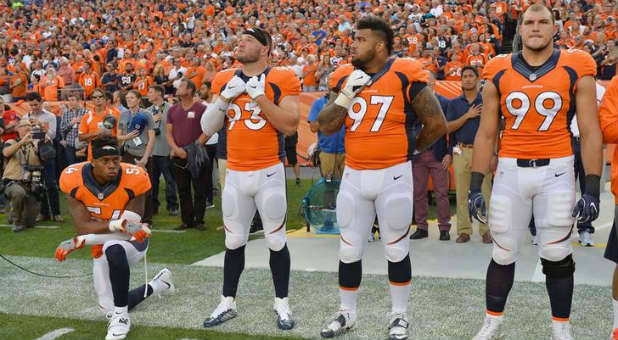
[246,74,266,100]
[572,193,600,225]
[468,189,487,224]
[55,236,85,262]
[220,75,247,101]
[334,69,371,109]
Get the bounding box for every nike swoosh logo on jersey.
[393,175,403,180]
[555,172,566,177]
[266,172,276,177]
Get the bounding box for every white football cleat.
[105,311,131,340]
[552,320,574,340]
[320,309,356,338]
[203,296,238,327]
[274,297,295,330]
[388,312,409,340]
[150,268,175,296]
[578,231,593,247]
[472,315,504,340]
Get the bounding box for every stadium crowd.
[0,0,617,103]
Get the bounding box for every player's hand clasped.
[334,69,371,109]
[55,236,85,262]
[468,172,487,224]
[109,218,151,243]
[572,175,601,224]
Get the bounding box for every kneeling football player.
[56,135,174,340]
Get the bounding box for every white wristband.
[334,93,353,109]
[108,210,142,232]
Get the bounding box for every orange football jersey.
[483,49,597,159]
[60,161,151,220]
[329,58,428,170]
[211,67,301,171]
[59,162,151,258]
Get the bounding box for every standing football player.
[56,136,174,340]
[317,16,446,340]
[199,27,300,330]
[468,4,602,340]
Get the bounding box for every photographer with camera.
[3,118,45,231]
[24,92,62,222]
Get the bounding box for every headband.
[92,144,121,159]
[243,28,269,47]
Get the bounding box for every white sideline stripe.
[0,224,59,229]
[34,328,74,340]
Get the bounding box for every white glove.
[55,236,85,262]
[246,74,266,100]
[334,69,371,109]
[220,76,247,101]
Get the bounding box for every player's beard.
[237,50,260,64]
[351,48,375,70]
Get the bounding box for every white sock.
[612,298,618,329]
[389,281,411,314]
[339,287,358,315]
[114,306,128,315]
[486,311,504,321]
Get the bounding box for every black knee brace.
[541,255,575,278]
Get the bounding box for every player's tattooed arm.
[67,196,113,235]
[411,87,447,152]
[317,91,347,136]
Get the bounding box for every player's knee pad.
[339,244,363,264]
[488,195,512,234]
[539,241,573,262]
[541,255,575,278]
[265,229,287,251]
[225,232,248,250]
[336,189,355,229]
[384,240,410,263]
[381,193,413,231]
[492,245,518,265]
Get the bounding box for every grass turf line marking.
[34,328,74,340]
[0,224,59,229]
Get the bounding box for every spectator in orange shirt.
[9,63,28,102]
[57,57,76,87]
[79,61,102,99]
[465,43,487,71]
[185,57,206,89]
[444,53,464,81]
[302,55,318,92]
[134,67,153,104]
[40,65,65,102]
